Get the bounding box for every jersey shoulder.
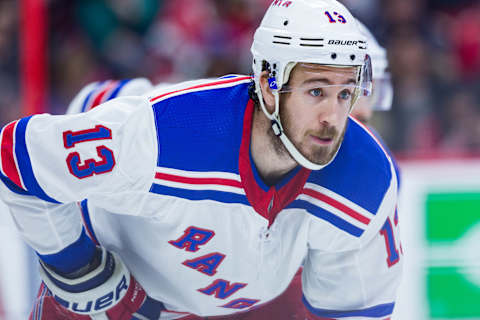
[147,76,253,173]
[297,117,397,247]
[66,78,154,114]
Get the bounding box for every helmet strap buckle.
[271,120,282,137]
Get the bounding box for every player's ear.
[259,71,276,113]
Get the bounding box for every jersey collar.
[239,100,311,226]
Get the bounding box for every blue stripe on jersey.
[108,79,131,100]
[276,165,303,189]
[303,295,395,318]
[80,199,99,244]
[288,199,364,237]
[150,183,250,206]
[81,81,105,113]
[15,116,60,203]
[35,285,48,320]
[0,171,31,196]
[37,228,96,274]
[37,286,45,320]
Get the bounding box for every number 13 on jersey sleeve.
[63,125,116,179]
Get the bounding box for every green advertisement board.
[426,192,480,318]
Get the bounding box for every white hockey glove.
[36,247,164,320]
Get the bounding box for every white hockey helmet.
[250,0,372,170]
[356,20,393,111]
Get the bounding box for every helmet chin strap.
[255,85,339,171]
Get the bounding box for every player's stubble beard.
[267,101,347,167]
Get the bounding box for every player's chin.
[303,138,343,165]
[303,146,336,165]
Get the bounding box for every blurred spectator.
[388,29,440,154]
[145,0,268,82]
[448,3,480,81]
[5,0,480,156]
[340,0,381,26]
[75,0,161,74]
[439,90,480,154]
[0,1,21,125]
[384,0,426,26]
[363,0,480,156]
[47,0,162,114]
[45,0,271,114]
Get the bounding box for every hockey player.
[0,1,402,319]
[232,19,402,320]
[351,20,401,188]
[58,19,402,320]
[351,21,393,125]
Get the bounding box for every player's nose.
[316,97,341,126]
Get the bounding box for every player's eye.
[338,89,352,100]
[309,88,323,97]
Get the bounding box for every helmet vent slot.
[299,43,324,47]
[300,38,324,41]
[273,35,292,45]
[299,38,324,47]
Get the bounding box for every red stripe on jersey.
[155,172,242,188]
[150,76,252,103]
[1,121,24,189]
[88,81,118,111]
[303,188,371,225]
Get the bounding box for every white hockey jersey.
[0,75,402,319]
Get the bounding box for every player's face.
[279,64,357,165]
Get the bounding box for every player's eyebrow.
[302,78,357,86]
